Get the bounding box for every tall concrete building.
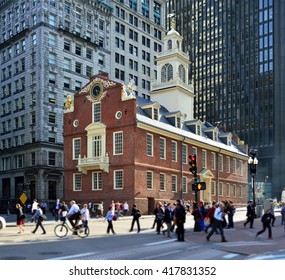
[0,0,112,207]
[110,0,166,100]
[168,0,285,199]
[0,0,166,208]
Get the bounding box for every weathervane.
[167,12,176,30]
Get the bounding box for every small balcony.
[77,153,109,174]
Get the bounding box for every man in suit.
[244,200,255,229]
[162,203,173,237]
[175,200,186,241]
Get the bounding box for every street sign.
[19,192,27,205]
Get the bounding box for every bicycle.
[54,218,90,238]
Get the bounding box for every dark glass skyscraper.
[167,0,285,198]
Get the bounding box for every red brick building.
[63,26,248,214]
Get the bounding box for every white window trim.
[92,171,102,191]
[159,137,166,160]
[171,140,177,162]
[73,173,82,191]
[171,174,177,192]
[146,133,154,157]
[226,156,230,173]
[202,149,207,168]
[72,137,81,160]
[113,131,123,155]
[159,173,166,191]
[182,176,187,193]
[114,169,123,190]
[146,170,154,190]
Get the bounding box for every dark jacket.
[131,207,141,219]
[163,207,173,223]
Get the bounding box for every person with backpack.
[256,209,275,239]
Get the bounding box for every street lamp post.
[248,151,258,212]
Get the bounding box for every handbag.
[20,214,26,220]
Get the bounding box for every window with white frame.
[219,182,223,196]
[92,135,102,157]
[182,176,187,193]
[233,184,236,197]
[232,159,236,174]
[171,141,177,162]
[93,103,101,122]
[202,150,207,168]
[192,147,197,156]
[114,170,123,189]
[226,156,230,173]
[211,181,216,196]
[182,144,187,164]
[92,171,102,190]
[159,173,166,191]
[72,138,81,159]
[73,173,82,191]
[146,134,153,156]
[239,185,242,198]
[218,154,223,171]
[171,175,177,192]
[226,183,230,197]
[146,171,153,189]
[113,131,123,155]
[211,152,216,170]
[238,160,243,176]
[159,137,166,159]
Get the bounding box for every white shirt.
[81,208,90,221]
[32,201,38,211]
[123,203,129,210]
[68,203,79,215]
[214,206,224,221]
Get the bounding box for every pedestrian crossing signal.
[189,154,197,175]
[192,182,206,191]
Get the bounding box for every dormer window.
[213,131,218,142]
[153,107,159,121]
[164,111,183,128]
[140,102,160,121]
[197,124,201,135]
[219,133,232,146]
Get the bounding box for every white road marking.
[223,253,239,259]
[144,239,175,246]
[47,252,95,260]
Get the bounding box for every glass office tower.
[167,0,285,199]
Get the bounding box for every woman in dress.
[15,203,25,234]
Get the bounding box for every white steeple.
[151,13,194,120]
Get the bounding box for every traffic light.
[189,154,197,175]
[192,182,206,191]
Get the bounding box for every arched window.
[178,64,186,83]
[176,40,180,49]
[161,63,173,82]
[167,39,172,50]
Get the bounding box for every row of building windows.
[71,129,243,176]
[1,150,61,171]
[72,170,244,199]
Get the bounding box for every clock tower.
[151,14,195,120]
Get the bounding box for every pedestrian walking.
[129,204,141,233]
[123,201,129,216]
[156,202,164,234]
[244,200,255,229]
[162,203,173,237]
[15,203,25,234]
[226,200,235,228]
[204,201,218,234]
[269,202,276,226]
[281,204,285,229]
[256,209,275,239]
[31,199,38,222]
[206,202,227,242]
[31,204,46,235]
[104,206,116,234]
[151,203,160,229]
[97,201,104,218]
[81,203,90,234]
[175,200,186,241]
[41,201,47,214]
[192,202,203,232]
[54,198,61,222]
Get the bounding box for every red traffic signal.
[189,154,197,175]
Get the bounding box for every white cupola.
[151,14,195,120]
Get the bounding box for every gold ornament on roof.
[167,12,176,30]
[64,94,74,113]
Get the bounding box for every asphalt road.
[0,208,284,260]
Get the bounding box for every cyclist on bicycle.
[67,200,81,234]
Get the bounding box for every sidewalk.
[185,215,285,257]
